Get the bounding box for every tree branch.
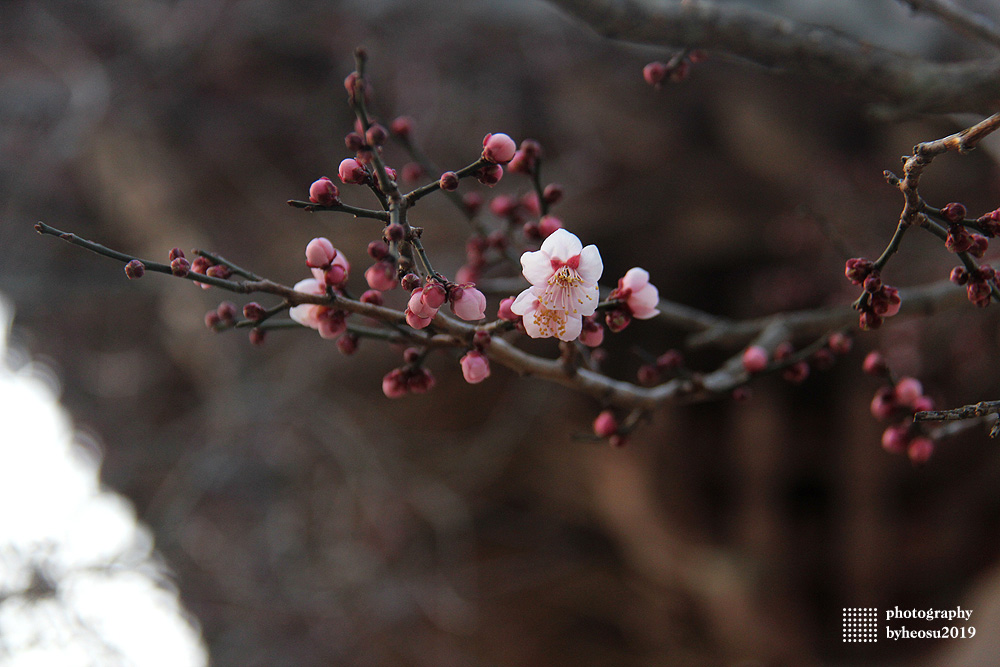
[547,0,1000,114]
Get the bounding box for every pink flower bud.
[460,350,491,384]
[338,158,367,184]
[439,171,459,191]
[643,62,667,86]
[657,350,684,371]
[405,308,434,330]
[382,368,408,399]
[894,377,923,406]
[323,264,348,287]
[463,192,483,215]
[243,302,266,321]
[389,116,414,138]
[828,332,852,355]
[506,150,533,175]
[593,410,618,438]
[476,163,503,187]
[249,328,266,345]
[605,307,631,332]
[337,332,359,355]
[204,310,221,330]
[421,282,447,309]
[408,367,435,393]
[907,437,934,464]
[365,123,387,146]
[579,317,604,347]
[400,273,421,292]
[742,346,768,373]
[216,301,237,323]
[637,364,660,386]
[449,284,487,321]
[950,266,969,285]
[384,223,405,242]
[844,258,874,285]
[367,240,389,260]
[407,288,436,320]
[862,351,888,376]
[124,259,145,280]
[317,311,346,339]
[402,162,423,183]
[782,361,810,384]
[171,257,191,277]
[970,234,989,258]
[941,202,967,223]
[190,256,212,275]
[870,386,896,421]
[498,297,518,322]
[881,425,909,454]
[473,330,491,348]
[305,237,337,269]
[482,133,517,164]
[538,215,562,238]
[345,132,364,152]
[543,183,564,205]
[360,289,384,306]
[309,177,340,206]
[206,265,231,280]
[168,247,185,261]
[520,192,541,217]
[365,260,397,291]
[490,195,518,218]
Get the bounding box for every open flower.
[611,268,660,319]
[520,228,602,318]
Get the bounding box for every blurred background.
[4,0,1000,665]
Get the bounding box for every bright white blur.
[0,297,208,667]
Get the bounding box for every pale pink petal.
[621,267,649,291]
[289,304,319,328]
[539,228,582,262]
[576,244,603,284]
[556,313,583,342]
[628,284,660,319]
[510,288,539,316]
[520,249,554,286]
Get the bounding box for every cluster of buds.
[382,348,436,398]
[636,350,683,386]
[941,202,989,257]
[975,206,1000,237]
[405,279,487,329]
[740,332,852,385]
[845,258,901,329]
[643,50,707,88]
[864,352,935,463]
[949,264,998,307]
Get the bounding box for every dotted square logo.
[843,607,878,642]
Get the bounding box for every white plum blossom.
[511,229,602,340]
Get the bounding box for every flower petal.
[621,267,649,291]
[520,249,553,286]
[556,313,583,341]
[539,228,582,262]
[510,288,538,316]
[576,244,603,284]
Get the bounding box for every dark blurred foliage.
[5,1,1000,665]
